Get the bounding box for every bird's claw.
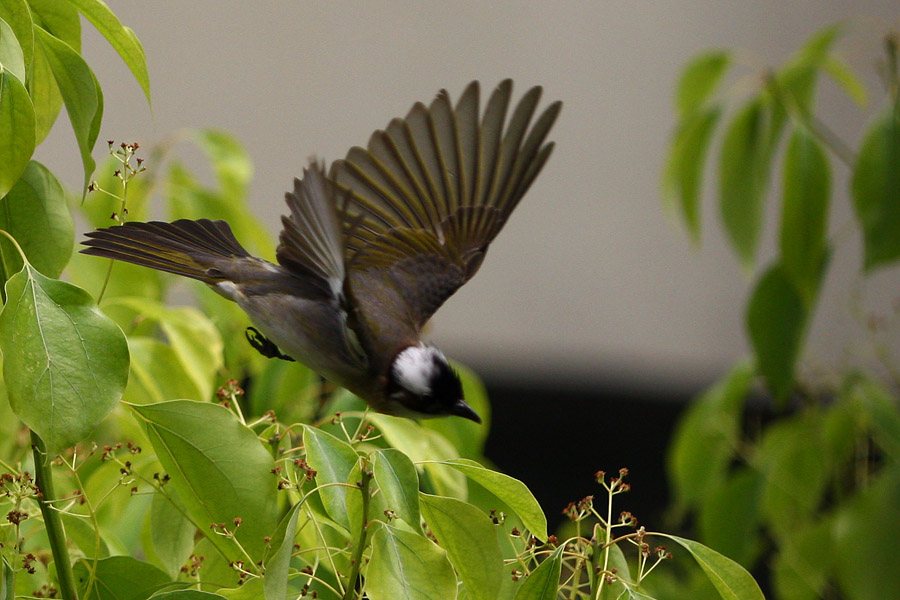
[245,327,295,361]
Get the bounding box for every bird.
[81,80,561,423]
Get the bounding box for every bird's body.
[82,80,561,422]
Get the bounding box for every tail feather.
[81,218,251,283]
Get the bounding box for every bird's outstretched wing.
[331,80,561,333]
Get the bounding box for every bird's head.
[387,344,481,423]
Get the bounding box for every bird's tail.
[81,218,251,284]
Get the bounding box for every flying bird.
[81,80,561,423]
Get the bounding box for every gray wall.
[38,1,900,395]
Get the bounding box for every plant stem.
[343,466,372,600]
[31,433,78,600]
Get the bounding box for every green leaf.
[824,56,867,108]
[436,458,547,542]
[132,400,279,559]
[771,518,833,600]
[719,99,770,268]
[302,425,359,530]
[597,543,630,600]
[149,489,196,579]
[0,0,32,76]
[852,103,900,270]
[0,160,73,282]
[0,66,35,199]
[513,546,562,600]
[150,592,227,600]
[0,17,26,82]
[698,467,762,566]
[61,509,111,559]
[33,25,99,192]
[67,0,150,104]
[366,523,457,600]
[27,0,81,51]
[73,556,171,600]
[845,375,900,459]
[373,448,422,531]
[263,503,301,600]
[667,362,752,512]
[675,50,730,118]
[419,493,503,600]
[656,534,765,600]
[0,264,128,454]
[662,105,721,242]
[0,556,12,600]
[746,264,807,401]
[27,40,64,144]
[780,125,830,305]
[123,337,204,404]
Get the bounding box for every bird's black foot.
[245,327,295,361]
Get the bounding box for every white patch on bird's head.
[392,343,446,396]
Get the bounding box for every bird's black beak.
[451,400,482,424]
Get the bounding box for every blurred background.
[36,1,900,525]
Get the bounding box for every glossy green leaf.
[67,0,150,104]
[698,467,762,566]
[123,337,204,404]
[824,56,867,108]
[656,534,765,600]
[675,50,730,118]
[0,67,34,199]
[719,99,769,268]
[302,425,359,530]
[833,471,900,600]
[150,489,196,579]
[27,0,81,51]
[0,264,128,454]
[513,546,562,600]
[780,125,830,305]
[436,458,547,541]
[667,362,752,512]
[663,106,721,242]
[34,26,100,191]
[373,448,421,531]
[0,0,32,75]
[74,556,171,600]
[0,17,26,82]
[366,523,457,600]
[26,39,62,144]
[420,493,503,600]
[746,264,806,401]
[852,103,900,270]
[150,592,227,600]
[105,297,223,400]
[132,400,279,559]
[0,160,73,281]
[263,503,301,600]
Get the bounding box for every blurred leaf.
[420,493,503,600]
[151,592,226,600]
[0,556,11,600]
[780,125,830,305]
[656,534,765,600]
[61,509,111,560]
[245,354,317,422]
[852,102,900,270]
[663,106,721,243]
[67,0,150,104]
[373,448,422,531]
[421,362,490,458]
[368,414,466,499]
[34,26,99,192]
[0,0,32,76]
[436,458,547,542]
[27,0,81,51]
[719,99,769,268]
[303,425,359,530]
[833,470,900,600]
[123,337,204,404]
[263,503,301,600]
[676,50,730,118]
[746,264,806,402]
[105,297,223,400]
[149,489,196,579]
[771,518,833,600]
[824,56,867,108]
[698,467,762,566]
[772,24,842,127]
[0,160,73,281]
[132,400,279,560]
[844,374,900,459]
[74,556,170,600]
[366,523,457,600]
[667,362,752,513]
[0,17,26,82]
[513,545,562,600]
[0,264,129,455]
[0,67,34,199]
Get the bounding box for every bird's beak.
[451,400,482,424]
